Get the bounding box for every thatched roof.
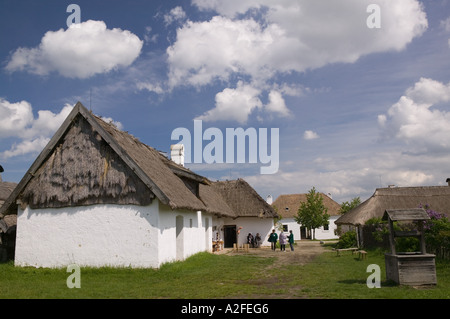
[0,102,264,220]
[335,186,450,226]
[0,182,17,207]
[0,102,213,217]
[0,214,16,233]
[198,183,235,218]
[0,181,17,232]
[272,193,341,219]
[210,179,278,219]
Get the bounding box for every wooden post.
[418,221,427,254]
[388,219,396,255]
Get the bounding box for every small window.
[323,223,329,231]
[283,225,288,232]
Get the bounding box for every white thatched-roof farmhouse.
[0,102,277,268]
[272,193,341,240]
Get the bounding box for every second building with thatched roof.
[272,193,341,241]
[335,185,450,247]
[0,102,277,268]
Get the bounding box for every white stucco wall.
[280,216,339,240]
[15,201,214,268]
[280,218,302,240]
[213,217,274,247]
[158,205,213,265]
[235,217,274,246]
[313,216,339,240]
[15,203,160,268]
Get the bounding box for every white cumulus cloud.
[0,99,74,159]
[303,130,320,140]
[168,0,427,123]
[0,99,34,138]
[164,6,187,26]
[0,99,123,160]
[5,20,143,79]
[378,77,450,152]
[174,0,427,87]
[265,90,291,117]
[195,81,262,124]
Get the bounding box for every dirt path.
[218,240,334,298]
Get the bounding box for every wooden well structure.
[383,208,436,286]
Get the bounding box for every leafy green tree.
[295,187,330,240]
[339,197,361,214]
[272,205,284,231]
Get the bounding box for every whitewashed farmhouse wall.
[279,216,339,241]
[3,103,275,269]
[213,216,274,247]
[279,217,301,241]
[15,201,213,268]
[234,217,274,247]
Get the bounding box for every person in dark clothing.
[254,233,262,248]
[268,229,278,251]
[288,230,295,251]
[247,233,254,247]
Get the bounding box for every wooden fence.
[427,246,450,260]
[361,225,450,260]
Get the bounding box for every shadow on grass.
[337,279,366,285]
[337,279,399,287]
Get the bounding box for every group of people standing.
[268,229,294,251]
[246,232,262,248]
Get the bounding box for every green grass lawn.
[275,249,450,299]
[1,248,449,299]
[0,253,275,299]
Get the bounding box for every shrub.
[367,205,450,257]
[422,205,450,258]
[366,217,389,243]
[336,231,357,249]
[367,217,420,252]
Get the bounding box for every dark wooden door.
[223,225,237,248]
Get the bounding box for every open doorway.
[223,225,236,248]
[300,226,311,239]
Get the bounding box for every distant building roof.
[0,182,17,208]
[336,186,450,226]
[272,193,341,219]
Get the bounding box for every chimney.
[446,178,450,186]
[266,195,273,205]
[170,144,184,167]
[0,165,3,182]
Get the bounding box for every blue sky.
[1,0,450,204]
